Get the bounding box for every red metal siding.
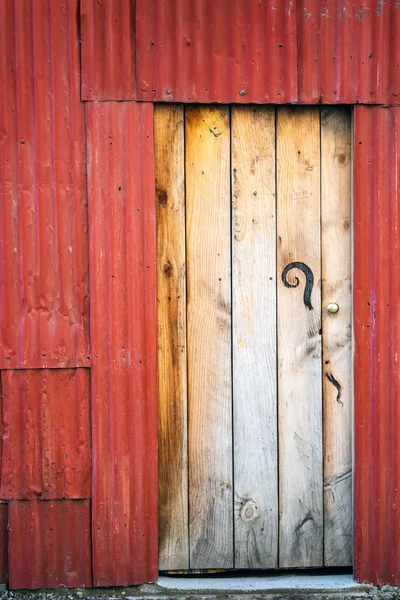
[298,0,400,103]
[81,0,400,104]
[8,500,92,589]
[135,0,297,103]
[0,0,90,369]
[85,101,158,586]
[81,0,135,100]
[0,505,8,584]
[1,369,91,500]
[354,105,400,585]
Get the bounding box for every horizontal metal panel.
[298,0,400,103]
[8,500,92,589]
[1,369,91,500]
[81,0,135,100]
[85,101,158,585]
[354,105,400,584]
[135,0,297,103]
[84,0,400,103]
[0,0,90,368]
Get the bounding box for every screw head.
[327,302,340,315]
[239,89,246,96]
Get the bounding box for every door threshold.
[156,573,367,594]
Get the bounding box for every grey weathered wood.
[231,105,278,568]
[154,105,189,570]
[321,107,352,566]
[277,107,323,568]
[186,105,233,569]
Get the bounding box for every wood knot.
[163,261,173,278]
[239,499,260,524]
[156,187,168,206]
[337,153,347,165]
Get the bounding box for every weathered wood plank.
[154,105,189,570]
[186,105,233,569]
[231,106,278,568]
[277,107,323,567]
[321,107,352,567]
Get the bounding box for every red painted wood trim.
[86,101,158,586]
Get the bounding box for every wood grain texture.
[186,105,233,569]
[321,107,352,566]
[231,106,278,568]
[154,105,189,570]
[277,107,323,567]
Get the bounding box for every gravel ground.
[0,586,399,600]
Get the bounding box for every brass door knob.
[327,302,340,315]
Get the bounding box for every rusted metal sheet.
[354,105,400,585]
[135,0,298,103]
[1,369,91,500]
[0,505,8,584]
[0,0,90,369]
[81,0,400,104]
[81,0,135,100]
[8,500,92,589]
[85,101,158,586]
[297,0,400,103]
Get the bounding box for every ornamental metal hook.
[281,261,314,311]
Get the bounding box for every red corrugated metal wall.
[1,0,400,589]
[353,105,400,584]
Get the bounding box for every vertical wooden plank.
[231,106,278,568]
[186,105,233,568]
[321,107,352,566]
[154,105,189,570]
[277,107,323,567]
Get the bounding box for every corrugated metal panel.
[8,500,92,589]
[297,0,400,103]
[1,369,91,500]
[82,0,400,103]
[0,505,8,584]
[0,0,90,368]
[85,101,158,586]
[135,0,298,103]
[354,105,400,584]
[81,0,135,100]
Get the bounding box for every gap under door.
[155,105,352,571]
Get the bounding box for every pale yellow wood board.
[155,105,189,570]
[321,107,352,566]
[277,107,323,567]
[231,106,278,568]
[186,105,233,568]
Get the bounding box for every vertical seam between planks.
[183,104,190,571]
[320,106,325,566]
[350,106,355,573]
[229,105,235,569]
[275,105,279,568]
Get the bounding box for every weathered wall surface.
[1,0,400,589]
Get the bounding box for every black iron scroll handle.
[281,261,314,311]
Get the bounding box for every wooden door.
[155,106,352,571]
